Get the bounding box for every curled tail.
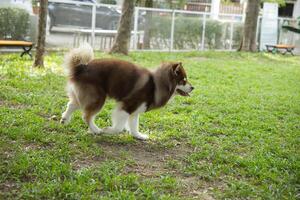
[64,43,94,76]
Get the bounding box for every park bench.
[266,44,295,55]
[0,40,33,58]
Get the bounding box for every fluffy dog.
[61,44,193,140]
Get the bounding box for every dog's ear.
[171,62,182,76]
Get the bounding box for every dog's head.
[169,62,194,96]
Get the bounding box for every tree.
[109,0,134,55]
[143,0,153,49]
[33,0,48,67]
[239,0,261,52]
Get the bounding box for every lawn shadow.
[93,135,218,199]
[70,134,193,178]
[93,134,192,176]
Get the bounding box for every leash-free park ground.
[0,51,299,199]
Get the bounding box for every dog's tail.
[64,43,94,76]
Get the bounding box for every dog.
[61,44,194,140]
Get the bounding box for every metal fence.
[46,0,244,51]
[277,18,299,46]
[46,0,299,53]
[132,7,244,51]
[256,16,299,52]
[46,0,121,49]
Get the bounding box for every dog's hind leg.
[61,98,79,124]
[83,98,105,134]
[102,104,129,134]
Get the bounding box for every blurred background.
[0,0,299,53]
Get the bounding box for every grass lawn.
[0,51,299,199]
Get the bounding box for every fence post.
[277,18,283,44]
[133,7,139,50]
[229,22,234,50]
[170,10,175,52]
[201,14,206,50]
[91,4,96,48]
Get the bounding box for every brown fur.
[61,43,196,141]
[68,59,186,115]
[62,44,194,139]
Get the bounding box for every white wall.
[0,0,33,14]
[211,0,220,19]
[116,0,123,6]
[293,0,300,18]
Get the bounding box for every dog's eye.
[179,79,186,85]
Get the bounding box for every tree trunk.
[109,0,134,55]
[240,0,260,52]
[33,0,48,67]
[143,0,153,49]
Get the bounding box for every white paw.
[102,127,120,134]
[88,127,102,134]
[60,117,70,124]
[132,132,149,140]
[125,123,130,132]
[88,126,102,134]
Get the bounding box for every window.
[279,3,294,17]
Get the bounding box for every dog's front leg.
[128,114,149,140]
[102,106,129,134]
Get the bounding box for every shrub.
[232,23,243,48]
[101,0,117,4]
[0,7,30,40]
[145,15,243,50]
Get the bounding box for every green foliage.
[0,52,299,199]
[147,15,243,49]
[174,16,224,49]
[31,0,39,6]
[99,0,117,5]
[262,0,286,7]
[0,7,30,40]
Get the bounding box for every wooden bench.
[266,44,295,55]
[0,40,33,58]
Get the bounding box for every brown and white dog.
[61,44,194,140]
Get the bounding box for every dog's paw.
[125,123,130,132]
[60,117,70,124]
[88,127,102,134]
[102,127,119,134]
[132,132,149,140]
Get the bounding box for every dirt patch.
[71,137,218,199]
[23,142,52,152]
[36,112,60,122]
[180,176,217,199]
[95,139,215,198]
[95,139,191,176]
[0,100,29,110]
[0,180,19,199]
[72,157,97,171]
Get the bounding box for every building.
[0,0,33,13]
[185,0,300,19]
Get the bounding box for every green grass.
[0,51,299,199]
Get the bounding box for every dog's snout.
[191,86,194,90]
